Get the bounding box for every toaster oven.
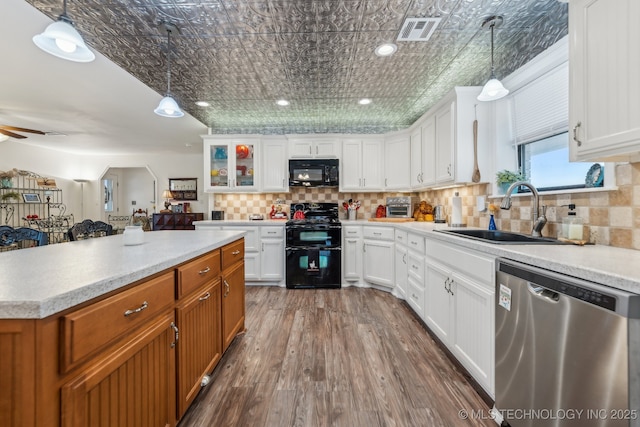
[385,196,418,218]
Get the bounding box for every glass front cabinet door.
[203,137,259,192]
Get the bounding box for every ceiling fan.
[0,125,46,139]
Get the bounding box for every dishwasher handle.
[528,283,560,302]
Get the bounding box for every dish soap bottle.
[561,204,583,241]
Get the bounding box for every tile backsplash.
[213,163,640,250]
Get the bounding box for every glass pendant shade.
[154,95,184,118]
[477,77,509,101]
[477,16,508,102]
[33,17,95,63]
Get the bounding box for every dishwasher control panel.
[499,262,617,311]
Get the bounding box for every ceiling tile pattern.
[26,0,567,135]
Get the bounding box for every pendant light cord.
[489,21,496,79]
[166,28,172,95]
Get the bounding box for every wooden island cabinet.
[0,236,245,427]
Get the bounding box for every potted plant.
[496,169,525,194]
[1,191,20,202]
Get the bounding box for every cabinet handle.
[309,146,312,155]
[198,266,211,275]
[170,322,179,348]
[419,172,423,183]
[262,243,265,251]
[403,253,407,264]
[363,178,366,187]
[267,231,276,234]
[223,280,230,297]
[316,146,319,155]
[385,178,387,187]
[410,241,417,246]
[373,232,382,236]
[232,250,241,255]
[124,301,148,317]
[359,178,362,186]
[199,292,211,301]
[573,121,582,146]
[411,264,418,270]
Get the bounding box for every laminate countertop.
[354,220,640,295]
[0,230,245,319]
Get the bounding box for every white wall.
[1,140,207,221]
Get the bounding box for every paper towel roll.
[451,193,463,225]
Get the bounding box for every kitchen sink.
[436,229,567,244]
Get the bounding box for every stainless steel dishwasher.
[495,258,640,427]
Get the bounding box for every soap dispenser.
[560,204,583,241]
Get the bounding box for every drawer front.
[407,251,425,282]
[261,226,284,239]
[363,226,394,241]
[343,226,362,239]
[222,239,245,271]
[61,271,175,372]
[407,233,425,254]
[394,229,408,245]
[177,250,221,298]
[427,239,495,285]
[406,278,425,316]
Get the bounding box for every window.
[518,132,604,192]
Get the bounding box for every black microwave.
[289,159,339,187]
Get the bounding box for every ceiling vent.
[397,17,441,42]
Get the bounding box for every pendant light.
[477,16,509,102]
[154,22,184,118]
[32,0,95,63]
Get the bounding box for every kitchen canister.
[123,225,144,245]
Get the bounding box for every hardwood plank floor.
[178,287,495,427]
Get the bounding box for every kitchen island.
[0,229,246,427]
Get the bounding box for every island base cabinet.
[176,280,222,418]
[0,320,36,427]
[222,260,245,352]
[61,311,177,427]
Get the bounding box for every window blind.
[512,62,568,145]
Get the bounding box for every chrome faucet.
[500,181,547,237]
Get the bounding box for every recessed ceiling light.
[195,101,210,107]
[276,99,290,106]
[359,98,372,105]
[374,43,397,57]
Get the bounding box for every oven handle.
[285,246,342,251]
[286,225,342,230]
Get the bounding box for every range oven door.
[285,247,341,289]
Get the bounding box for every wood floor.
[178,286,495,427]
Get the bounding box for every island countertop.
[0,230,244,319]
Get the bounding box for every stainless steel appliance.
[433,205,446,223]
[288,159,339,187]
[496,259,640,427]
[385,196,418,218]
[285,202,341,288]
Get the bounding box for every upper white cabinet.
[261,137,289,192]
[384,134,410,190]
[288,138,339,158]
[569,0,640,161]
[340,138,384,191]
[203,136,260,193]
[436,88,492,186]
[410,118,436,189]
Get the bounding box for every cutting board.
[368,217,416,222]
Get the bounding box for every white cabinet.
[424,237,495,396]
[261,138,289,192]
[384,135,410,190]
[340,138,384,191]
[259,226,285,281]
[411,87,491,188]
[362,226,394,289]
[569,0,640,161]
[394,230,408,298]
[435,103,454,183]
[288,138,339,158]
[343,226,363,284]
[405,232,426,315]
[203,137,259,193]
[410,119,436,189]
[194,223,284,283]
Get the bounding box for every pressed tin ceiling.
[25,0,568,136]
